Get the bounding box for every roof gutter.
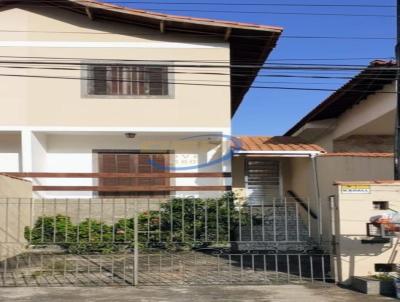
[233,150,323,158]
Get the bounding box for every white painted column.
[222,129,232,187]
[21,130,33,172]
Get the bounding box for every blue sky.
[109,0,395,135]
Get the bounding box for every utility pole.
[395,0,400,180]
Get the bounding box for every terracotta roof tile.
[323,152,394,158]
[335,180,400,185]
[83,0,283,31]
[236,136,326,153]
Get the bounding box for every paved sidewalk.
[0,285,396,302]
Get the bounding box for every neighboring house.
[230,61,399,280]
[284,60,396,243]
[232,60,396,218]
[0,0,282,198]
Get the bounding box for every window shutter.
[91,66,107,95]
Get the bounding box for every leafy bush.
[25,193,244,254]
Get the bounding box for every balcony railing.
[1,172,232,192]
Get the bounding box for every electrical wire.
[4,3,395,17]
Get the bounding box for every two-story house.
[0,0,282,198]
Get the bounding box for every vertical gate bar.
[295,202,300,242]
[238,204,242,242]
[205,199,208,242]
[124,198,128,243]
[228,254,232,283]
[88,199,92,243]
[275,254,278,282]
[51,255,55,278]
[307,198,311,238]
[194,252,197,283]
[286,254,290,283]
[240,254,243,282]
[17,198,21,243]
[250,204,254,242]
[181,199,185,243]
[261,201,265,242]
[273,198,276,242]
[63,255,67,283]
[5,199,9,244]
[147,199,150,244]
[310,255,314,283]
[217,254,220,282]
[133,200,139,286]
[112,199,116,243]
[252,254,255,272]
[216,199,219,244]
[65,199,69,243]
[100,198,104,242]
[77,199,80,244]
[170,200,173,243]
[29,198,33,244]
[53,199,57,244]
[40,254,44,277]
[3,248,7,286]
[159,253,162,273]
[193,199,196,242]
[322,255,326,283]
[284,197,288,242]
[41,199,45,243]
[170,254,173,273]
[123,253,127,283]
[111,255,115,283]
[263,254,267,283]
[227,198,231,242]
[298,255,303,282]
[158,199,162,243]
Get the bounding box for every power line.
[5,3,395,17]
[15,0,397,8]
[0,58,393,71]
[0,69,395,94]
[0,54,392,64]
[0,29,393,40]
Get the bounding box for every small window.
[86,64,169,97]
[373,201,389,210]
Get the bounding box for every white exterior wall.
[10,130,229,198]
[0,132,21,172]
[335,183,400,284]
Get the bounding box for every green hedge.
[24,193,247,254]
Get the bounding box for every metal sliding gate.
[0,196,333,286]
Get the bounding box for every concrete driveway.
[0,285,396,302]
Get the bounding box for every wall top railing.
[1,172,232,192]
[286,190,318,219]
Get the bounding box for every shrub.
[24,193,243,254]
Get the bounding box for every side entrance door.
[245,159,282,204]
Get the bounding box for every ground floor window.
[95,150,171,198]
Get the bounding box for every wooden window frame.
[82,61,174,99]
[93,149,174,198]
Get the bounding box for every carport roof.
[235,136,326,153]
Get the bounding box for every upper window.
[86,65,169,97]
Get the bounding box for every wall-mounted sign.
[341,185,371,194]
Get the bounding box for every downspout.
[311,154,322,245]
